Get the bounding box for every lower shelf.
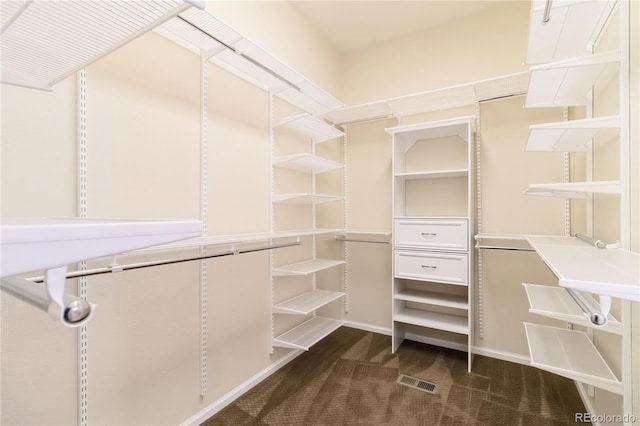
[273,316,344,351]
[273,290,345,315]
[394,308,468,335]
[524,323,623,395]
[395,288,468,310]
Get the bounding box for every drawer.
[394,219,468,251]
[394,250,468,285]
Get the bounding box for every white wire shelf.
[273,154,343,174]
[525,181,621,198]
[526,50,620,107]
[272,259,346,276]
[273,290,345,315]
[159,9,343,115]
[1,0,203,91]
[394,308,469,335]
[526,116,620,152]
[525,0,617,64]
[0,218,203,278]
[273,316,344,350]
[273,193,342,205]
[274,114,344,144]
[394,169,469,180]
[395,289,469,311]
[524,323,623,395]
[522,283,622,335]
[525,235,640,302]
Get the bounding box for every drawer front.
[394,250,468,285]
[394,219,468,251]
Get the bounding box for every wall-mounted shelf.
[272,290,345,315]
[526,50,620,107]
[525,0,617,64]
[526,115,620,152]
[1,0,204,91]
[273,154,343,174]
[274,114,344,144]
[394,308,468,335]
[525,180,621,198]
[273,193,342,205]
[395,288,469,310]
[272,259,345,277]
[524,323,623,395]
[0,218,203,278]
[159,9,343,115]
[394,169,469,181]
[522,283,622,335]
[525,235,640,302]
[272,316,343,350]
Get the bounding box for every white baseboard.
[406,332,468,352]
[342,320,391,336]
[471,346,531,367]
[180,349,303,426]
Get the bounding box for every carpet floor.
[202,327,585,425]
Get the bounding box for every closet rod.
[26,240,300,283]
[474,234,534,251]
[542,0,553,23]
[176,16,301,92]
[474,244,535,252]
[334,237,390,244]
[566,288,609,326]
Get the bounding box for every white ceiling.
[290,1,507,53]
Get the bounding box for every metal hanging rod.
[334,237,391,244]
[25,240,300,283]
[566,288,609,326]
[176,15,302,92]
[542,0,553,24]
[474,234,534,252]
[475,244,535,252]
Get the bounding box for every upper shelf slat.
[525,180,621,198]
[526,116,620,152]
[0,218,203,277]
[273,154,343,174]
[1,0,203,91]
[274,114,344,143]
[525,0,617,64]
[525,235,640,302]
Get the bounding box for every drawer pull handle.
[421,265,437,270]
[421,233,437,237]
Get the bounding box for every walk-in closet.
[1,1,638,425]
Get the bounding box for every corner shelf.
[526,50,620,107]
[0,218,203,278]
[395,288,469,310]
[273,290,345,315]
[524,323,623,395]
[394,169,469,180]
[273,316,344,350]
[525,0,617,64]
[525,235,640,302]
[273,193,342,205]
[272,259,345,277]
[525,180,621,198]
[394,308,469,335]
[1,0,203,91]
[526,115,620,152]
[273,154,343,174]
[274,114,344,144]
[522,283,622,335]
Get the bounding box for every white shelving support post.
[199,53,209,397]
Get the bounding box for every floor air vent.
[396,374,438,394]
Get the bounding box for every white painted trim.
[406,333,467,353]
[575,381,600,426]
[180,350,303,426]
[342,321,391,336]
[472,346,531,367]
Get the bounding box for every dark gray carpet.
[202,327,585,425]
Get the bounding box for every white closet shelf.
[274,114,344,144]
[474,233,533,251]
[273,154,343,174]
[394,308,469,335]
[522,283,622,335]
[524,323,623,395]
[273,316,344,350]
[525,235,640,302]
[526,50,620,107]
[394,169,469,180]
[273,193,342,205]
[526,115,620,152]
[273,290,345,315]
[395,289,469,310]
[525,180,621,198]
[526,0,617,64]
[386,116,475,145]
[0,218,202,278]
[1,0,204,91]
[272,259,346,276]
[159,9,343,115]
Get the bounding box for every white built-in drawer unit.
[394,218,468,251]
[394,250,468,285]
